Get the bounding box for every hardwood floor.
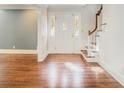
[0,54,122,88]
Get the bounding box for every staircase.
[81,5,103,62]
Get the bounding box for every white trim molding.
[0,49,37,54]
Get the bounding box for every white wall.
[98,4,124,86]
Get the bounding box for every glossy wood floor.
[0,54,122,88]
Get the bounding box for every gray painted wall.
[0,9,37,49]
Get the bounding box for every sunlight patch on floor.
[91,67,104,74]
[64,62,84,72]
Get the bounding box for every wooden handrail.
[89,5,103,35]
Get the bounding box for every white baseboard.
[38,52,81,62]
[98,58,124,87]
[0,49,37,54]
[48,53,81,54]
[48,51,81,54]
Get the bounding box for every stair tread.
[81,50,96,58]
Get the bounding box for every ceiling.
[0,4,87,9]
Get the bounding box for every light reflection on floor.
[90,67,104,74]
[46,62,84,87]
[64,62,84,87]
[64,62,84,72]
[72,72,83,87]
[61,72,69,87]
[47,63,58,87]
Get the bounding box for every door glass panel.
[50,16,56,36]
[62,16,67,31]
[74,16,80,36]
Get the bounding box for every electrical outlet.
[13,46,15,49]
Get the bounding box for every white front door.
[55,14,74,53]
[48,13,82,54]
